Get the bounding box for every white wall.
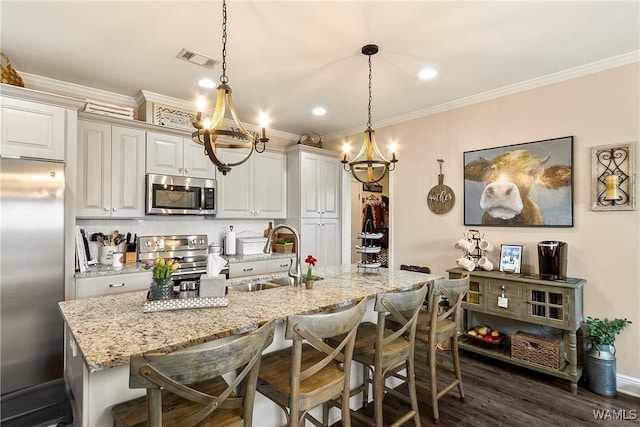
[328,63,640,383]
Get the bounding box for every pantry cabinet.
[0,96,67,160]
[216,148,287,219]
[286,145,342,266]
[76,120,146,218]
[299,218,340,268]
[146,131,215,179]
[448,268,585,394]
[287,144,340,219]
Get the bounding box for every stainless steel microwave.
[146,174,216,215]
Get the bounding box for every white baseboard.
[617,373,640,398]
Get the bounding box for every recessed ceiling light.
[418,68,438,80]
[312,107,327,116]
[198,79,216,88]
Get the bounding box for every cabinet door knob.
[184,169,189,174]
[104,207,109,211]
[112,208,117,211]
[178,168,183,172]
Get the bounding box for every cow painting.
[464,137,573,227]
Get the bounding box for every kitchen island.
[59,264,438,427]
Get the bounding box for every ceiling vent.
[176,49,218,68]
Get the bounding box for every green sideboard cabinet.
[447,268,586,394]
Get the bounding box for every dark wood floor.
[331,340,639,427]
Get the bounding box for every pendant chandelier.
[191,0,268,175]
[342,44,397,184]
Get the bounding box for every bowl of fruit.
[463,326,505,349]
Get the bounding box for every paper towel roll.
[224,231,236,255]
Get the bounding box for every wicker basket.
[511,331,567,370]
[297,133,322,148]
[274,242,293,253]
[1,53,24,87]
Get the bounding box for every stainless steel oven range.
[137,234,227,296]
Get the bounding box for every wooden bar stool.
[111,320,275,427]
[341,283,429,427]
[418,274,469,424]
[256,298,368,427]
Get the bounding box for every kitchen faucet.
[263,224,302,287]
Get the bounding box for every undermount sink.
[227,276,294,293]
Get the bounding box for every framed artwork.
[499,244,523,273]
[464,136,574,227]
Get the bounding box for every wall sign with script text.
[427,159,455,214]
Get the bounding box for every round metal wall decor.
[427,159,455,214]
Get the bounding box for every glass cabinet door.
[527,286,569,327]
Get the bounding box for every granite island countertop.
[59,265,439,373]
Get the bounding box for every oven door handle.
[171,270,207,277]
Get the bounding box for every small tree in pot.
[584,317,632,396]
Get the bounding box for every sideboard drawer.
[487,280,523,298]
[485,280,524,318]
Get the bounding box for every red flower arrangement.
[304,255,317,280]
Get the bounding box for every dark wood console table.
[447,268,586,394]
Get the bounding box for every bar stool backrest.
[128,320,275,427]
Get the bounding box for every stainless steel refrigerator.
[1,157,65,396]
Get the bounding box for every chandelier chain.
[367,54,372,128]
[220,0,228,84]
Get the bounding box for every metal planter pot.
[584,343,617,396]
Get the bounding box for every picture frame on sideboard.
[499,244,523,273]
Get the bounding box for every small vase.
[149,277,174,300]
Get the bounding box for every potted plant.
[583,316,632,396]
[303,255,318,289]
[274,237,293,253]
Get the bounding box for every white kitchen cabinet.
[146,131,215,179]
[265,256,295,273]
[74,271,152,299]
[299,218,340,268]
[216,149,287,219]
[77,120,146,218]
[287,145,342,267]
[0,96,66,160]
[227,255,294,279]
[287,144,341,219]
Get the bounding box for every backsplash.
[76,217,275,262]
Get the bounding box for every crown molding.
[20,72,138,107]
[18,73,297,141]
[324,51,640,141]
[16,50,639,142]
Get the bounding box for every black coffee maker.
[537,241,567,280]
